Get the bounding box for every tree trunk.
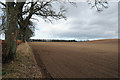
[2,2,18,63]
[22,27,26,43]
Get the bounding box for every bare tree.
[0,0,67,63]
[18,1,67,42]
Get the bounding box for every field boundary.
[30,44,53,79]
[2,42,42,78]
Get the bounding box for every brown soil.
[29,39,118,78]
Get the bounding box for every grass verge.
[2,42,42,78]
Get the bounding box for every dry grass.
[2,42,42,78]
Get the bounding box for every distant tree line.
[30,39,77,42]
[78,40,90,42]
[29,39,90,42]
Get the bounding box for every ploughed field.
[29,39,118,78]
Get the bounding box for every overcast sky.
[0,1,118,40]
[30,2,118,41]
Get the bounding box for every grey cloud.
[32,2,118,40]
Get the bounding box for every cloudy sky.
[31,2,118,41]
[0,1,118,40]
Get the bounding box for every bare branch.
[87,0,108,12]
[0,1,6,7]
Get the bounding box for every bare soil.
[29,39,118,78]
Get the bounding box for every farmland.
[29,39,118,78]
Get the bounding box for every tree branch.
[87,0,108,12]
[0,1,6,7]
